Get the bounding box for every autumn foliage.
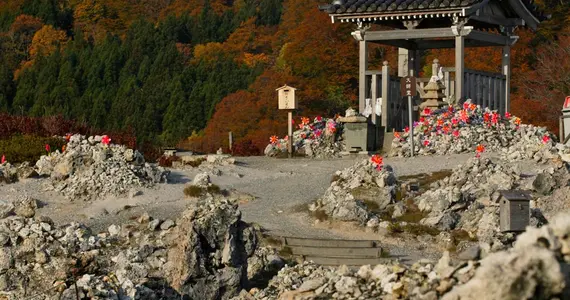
[0,0,569,156]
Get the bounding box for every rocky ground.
[2,127,570,299]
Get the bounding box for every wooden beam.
[467,30,515,46]
[364,28,456,41]
[470,15,525,27]
[370,39,416,49]
[359,40,368,114]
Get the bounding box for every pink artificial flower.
[101,135,111,146]
[451,118,459,126]
[284,135,289,141]
[1,154,5,164]
[315,129,323,137]
[505,112,512,119]
[542,135,551,144]
[45,144,50,153]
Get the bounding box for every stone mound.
[0,193,282,300]
[35,134,169,201]
[309,158,397,224]
[0,161,38,184]
[389,101,570,162]
[246,212,570,300]
[265,117,345,159]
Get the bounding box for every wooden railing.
[364,59,507,132]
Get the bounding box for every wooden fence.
[364,59,507,132]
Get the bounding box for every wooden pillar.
[502,45,511,114]
[359,40,368,114]
[381,61,390,129]
[371,74,377,125]
[408,50,417,77]
[398,48,408,77]
[455,35,465,102]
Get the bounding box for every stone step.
[290,246,382,258]
[283,237,378,248]
[303,256,390,266]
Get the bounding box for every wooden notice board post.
[277,85,298,158]
[400,76,417,157]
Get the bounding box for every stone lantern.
[420,76,446,116]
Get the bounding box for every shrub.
[0,135,66,164]
[183,185,204,197]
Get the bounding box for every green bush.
[0,135,66,164]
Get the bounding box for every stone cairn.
[35,134,169,201]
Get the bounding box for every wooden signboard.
[400,76,417,97]
[277,85,297,110]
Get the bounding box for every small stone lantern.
[420,76,446,116]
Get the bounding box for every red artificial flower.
[452,130,460,138]
[423,108,431,116]
[270,135,278,144]
[371,154,384,171]
[101,135,111,146]
[423,140,430,146]
[315,116,323,122]
[483,113,491,123]
[65,133,72,142]
[542,135,551,144]
[451,118,459,125]
[301,133,306,139]
[404,126,410,133]
[463,102,470,110]
[505,112,512,119]
[45,144,50,153]
[419,117,425,123]
[491,112,499,124]
[291,119,295,125]
[448,105,454,113]
[1,154,5,164]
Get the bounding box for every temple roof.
[319,0,548,30]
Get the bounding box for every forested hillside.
[0,0,569,155]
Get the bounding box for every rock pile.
[35,134,169,201]
[265,117,345,159]
[0,193,283,299]
[0,162,38,184]
[309,159,397,224]
[389,101,570,162]
[413,157,555,247]
[245,212,570,300]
